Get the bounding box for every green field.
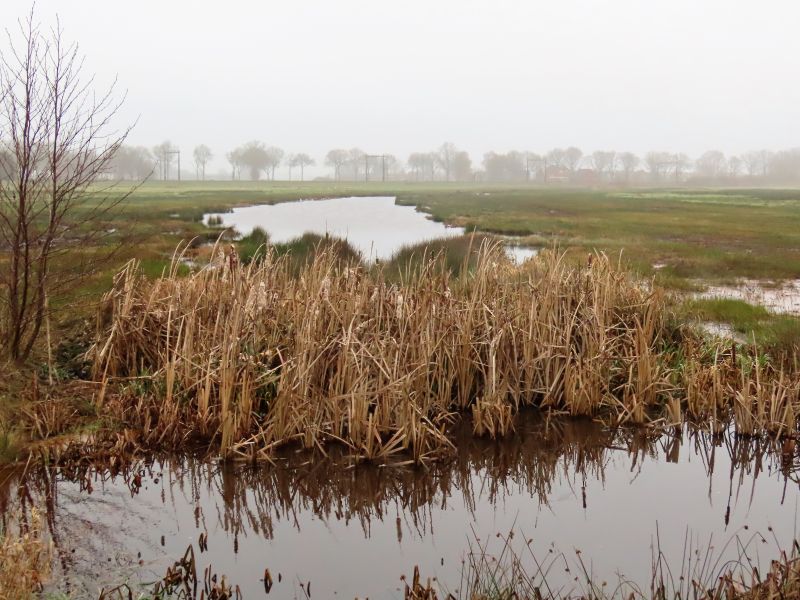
[88,181,800,281]
[53,181,800,349]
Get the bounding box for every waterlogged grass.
[394,187,800,283]
[687,298,771,329]
[685,298,800,351]
[55,181,800,320]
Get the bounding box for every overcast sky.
[3,0,800,176]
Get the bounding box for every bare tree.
[546,148,566,170]
[437,142,457,182]
[265,146,284,180]
[482,151,525,182]
[727,155,742,178]
[453,151,472,181]
[759,149,774,177]
[286,153,295,180]
[193,144,212,180]
[152,140,177,180]
[591,150,616,180]
[289,152,314,181]
[767,148,800,183]
[407,152,427,181]
[741,151,762,177]
[235,141,269,180]
[695,150,726,179]
[110,146,154,180]
[618,152,639,182]
[644,151,671,181]
[563,146,583,174]
[0,10,131,362]
[226,148,242,180]
[325,149,348,180]
[673,153,691,181]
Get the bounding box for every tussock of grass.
[237,226,271,264]
[272,232,362,273]
[386,234,493,278]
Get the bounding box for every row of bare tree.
[107,142,800,184]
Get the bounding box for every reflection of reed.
[1,417,798,566]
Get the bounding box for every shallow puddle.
[699,279,800,315]
[3,414,798,598]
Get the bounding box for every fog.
[3,0,800,178]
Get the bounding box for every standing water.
[4,414,798,598]
[204,196,464,261]
[204,196,540,263]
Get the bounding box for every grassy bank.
[71,182,800,301]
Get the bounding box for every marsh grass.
[90,240,800,463]
[386,234,494,278]
[684,298,800,354]
[403,529,800,600]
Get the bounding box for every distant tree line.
[105,142,800,185]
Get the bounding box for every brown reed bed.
[89,240,800,463]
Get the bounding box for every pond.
[204,196,539,263]
[5,413,798,598]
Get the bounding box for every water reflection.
[2,414,798,598]
[204,196,465,261]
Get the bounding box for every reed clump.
[90,240,799,462]
[0,508,51,600]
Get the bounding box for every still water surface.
[204,196,539,264]
[205,196,465,261]
[5,414,798,598]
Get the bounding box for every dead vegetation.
[403,532,800,600]
[99,545,241,600]
[0,508,51,600]
[89,240,800,463]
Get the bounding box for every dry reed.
[403,530,800,600]
[90,240,799,462]
[0,508,51,600]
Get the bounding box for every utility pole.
[365,154,388,182]
[167,149,180,181]
[525,156,540,182]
